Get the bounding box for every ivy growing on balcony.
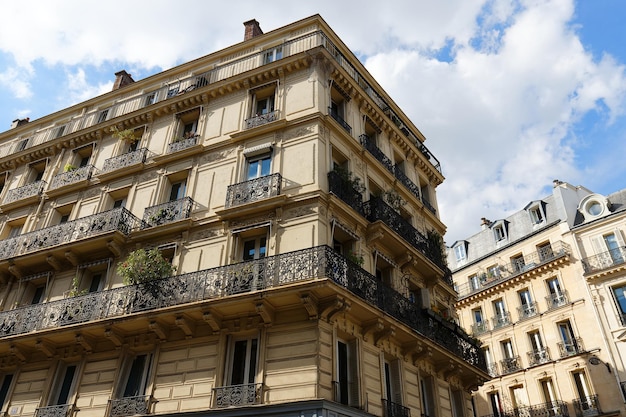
[117,248,174,286]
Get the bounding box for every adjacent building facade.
[448,181,626,417]
[0,15,487,417]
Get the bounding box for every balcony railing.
[471,321,489,336]
[2,30,443,177]
[167,135,198,154]
[500,356,521,374]
[49,165,95,190]
[109,395,150,417]
[582,247,626,274]
[382,399,411,417]
[482,401,570,417]
[101,148,148,173]
[456,241,571,297]
[527,348,551,366]
[0,207,140,262]
[517,302,538,320]
[142,197,194,227]
[491,312,511,329]
[0,245,486,371]
[573,395,601,417]
[558,337,584,357]
[35,404,73,417]
[486,362,498,377]
[546,291,569,310]
[328,170,364,215]
[328,106,352,134]
[213,383,261,408]
[4,180,46,204]
[360,134,394,172]
[225,173,282,208]
[245,110,279,129]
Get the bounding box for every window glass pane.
[56,365,76,405]
[231,340,248,385]
[0,374,13,409]
[248,338,258,384]
[124,355,147,397]
[614,286,626,313]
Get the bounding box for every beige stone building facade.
[0,15,487,417]
[448,181,626,417]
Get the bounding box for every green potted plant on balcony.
[64,163,77,172]
[118,248,174,286]
[111,126,139,144]
[68,275,87,297]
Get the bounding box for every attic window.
[453,242,467,263]
[492,221,508,242]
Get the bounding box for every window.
[383,358,402,407]
[169,179,186,201]
[226,336,258,386]
[30,160,46,183]
[500,339,519,373]
[487,265,501,279]
[557,320,578,356]
[120,354,153,398]
[263,46,283,64]
[453,243,467,263]
[175,108,200,141]
[336,339,359,407]
[572,371,594,410]
[518,289,536,319]
[493,225,505,241]
[492,299,509,328]
[167,87,179,98]
[8,223,23,238]
[472,308,487,334]
[97,109,110,123]
[15,138,30,152]
[501,339,515,360]
[537,241,554,262]
[53,125,66,138]
[489,392,504,417]
[526,201,545,224]
[546,277,566,308]
[528,331,548,364]
[49,363,78,406]
[450,389,465,417]
[468,274,480,291]
[70,144,94,169]
[483,347,496,376]
[511,253,525,273]
[242,236,267,262]
[144,92,158,107]
[540,379,557,404]
[0,374,13,412]
[420,375,435,417]
[612,284,626,326]
[29,285,45,304]
[246,153,271,180]
[251,84,276,117]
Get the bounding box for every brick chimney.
[480,217,492,230]
[243,19,263,41]
[112,70,135,91]
[10,117,29,129]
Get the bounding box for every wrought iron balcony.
[328,170,365,215]
[360,134,394,172]
[573,395,601,417]
[142,197,194,227]
[109,395,150,417]
[0,245,486,372]
[393,165,422,201]
[482,401,570,417]
[582,247,626,274]
[527,348,551,366]
[517,302,538,320]
[486,362,498,377]
[245,110,279,129]
[471,321,489,336]
[328,106,352,134]
[382,399,411,417]
[500,356,521,374]
[4,180,46,204]
[213,383,261,408]
[0,207,140,262]
[491,312,511,329]
[167,135,198,154]
[49,165,95,190]
[35,404,73,417]
[225,173,282,208]
[546,291,569,310]
[558,337,584,357]
[456,241,571,298]
[101,148,148,173]
[364,196,446,271]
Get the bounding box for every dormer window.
[493,224,506,242]
[452,241,468,263]
[579,194,610,222]
[524,201,546,225]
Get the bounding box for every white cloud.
[63,68,112,106]
[0,66,32,99]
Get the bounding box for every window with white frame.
[420,375,436,417]
[612,283,626,326]
[453,242,467,263]
[526,201,545,224]
[97,108,110,124]
[590,231,625,267]
[225,335,259,386]
[382,357,402,407]
[0,374,13,413]
[263,46,283,64]
[493,224,506,242]
[246,153,271,180]
[119,353,153,399]
[50,363,79,406]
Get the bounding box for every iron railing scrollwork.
[527,348,551,366]
[225,173,282,208]
[500,356,521,374]
[213,383,261,407]
[101,148,148,173]
[34,404,73,417]
[582,247,626,274]
[558,337,584,357]
[245,110,279,129]
[360,134,394,172]
[517,302,538,320]
[481,401,569,417]
[142,197,194,227]
[546,291,569,310]
[328,107,352,133]
[573,395,600,417]
[382,399,410,417]
[472,321,489,336]
[328,170,364,215]
[0,245,486,372]
[108,395,151,417]
[4,180,46,204]
[491,312,511,329]
[167,135,198,154]
[50,165,95,190]
[0,207,140,262]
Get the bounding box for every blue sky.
[0,0,625,243]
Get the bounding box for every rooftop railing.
[0,31,443,177]
[0,207,140,262]
[455,241,570,298]
[0,245,486,372]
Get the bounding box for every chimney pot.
[10,117,30,129]
[112,70,135,91]
[243,19,263,41]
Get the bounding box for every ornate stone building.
[448,181,625,417]
[0,15,486,417]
